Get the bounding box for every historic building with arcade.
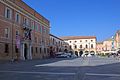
[61,36,97,56]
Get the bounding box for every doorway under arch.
[90,51,95,55]
[79,51,83,57]
[64,49,68,53]
[24,43,28,60]
[85,51,89,55]
[75,51,78,56]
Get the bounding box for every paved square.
[0,57,120,80]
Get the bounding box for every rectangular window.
[39,25,41,32]
[5,44,9,53]
[44,28,46,34]
[40,48,41,53]
[44,48,46,54]
[31,47,33,53]
[27,19,30,26]
[5,28,9,38]
[15,13,21,23]
[24,18,27,25]
[40,26,42,33]
[43,27,46,34]
[31,21,34,30]
[15,45,19,53]
[24,18,29,26]
[35,23,38,31]
[5,7,12,19]
[36,47,38,53]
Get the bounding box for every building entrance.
[24,43,28,60]
[79,51,83,57]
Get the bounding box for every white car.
[56,52,70,58]
[64,53,72,57]
[81,53,87,57]
[71,54,77,58]
[55,52,64,55]
[87,54,92,57]
[56,53,69,58]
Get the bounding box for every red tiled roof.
[60,36,96,40]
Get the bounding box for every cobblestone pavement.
[0,57,120,80]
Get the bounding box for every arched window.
[91,40,93,42]
[86,44,88,48]
[80,45,82,48]
[91,44,93,48]
[65,46,67,48]
[53,39,54,44]
[74,45,77,49]
[69,45,72,49]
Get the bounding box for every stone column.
[28,43,32,60]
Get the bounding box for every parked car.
[71,54,77,58]
[55,52,71,58]
[55,52,63,55]
[81,53,88,57]
[64,53,72,57]
[87,54,92,57]
[56,53,69,58]
[55,52,64,57]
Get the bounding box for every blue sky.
[23,0,120,41]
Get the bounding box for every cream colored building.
[61,36,97,56]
